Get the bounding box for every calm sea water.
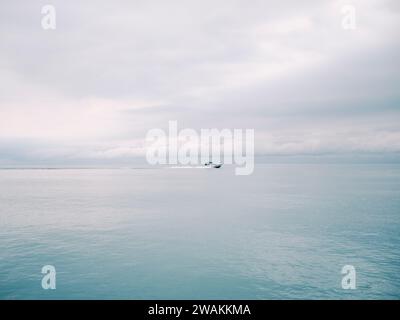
[0,164,399,299]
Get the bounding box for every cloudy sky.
[0,0,399,165]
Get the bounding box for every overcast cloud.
[0,0,399,165]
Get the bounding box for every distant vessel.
[204,161,223,169]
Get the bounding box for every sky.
[0,0,399,166]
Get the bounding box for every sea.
[0,164,399,299]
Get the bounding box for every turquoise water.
[0,164,399,299]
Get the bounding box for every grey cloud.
[0,0,399,164]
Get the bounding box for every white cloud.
[0,0,399,164]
